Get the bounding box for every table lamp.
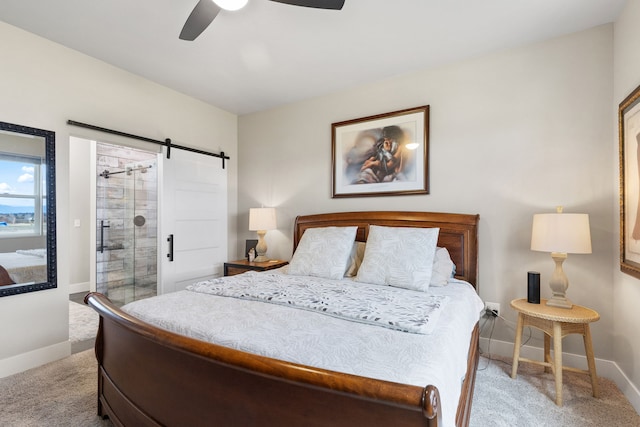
[249,207,276,262]
[530,206,592,309]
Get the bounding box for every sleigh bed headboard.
[293,211,479,289]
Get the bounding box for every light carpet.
[69,300,99,344]
[0,350,111,426]
[0,351,638,426]
[470,355,640,426]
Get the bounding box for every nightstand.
[510,298,600,406]
[223,259,288,276]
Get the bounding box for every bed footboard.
[85,292,459,427]
[0,265,15,286]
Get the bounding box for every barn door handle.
[167,234,174,261]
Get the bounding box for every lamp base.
[546,252,573,309]
[254,230,268,263]
[546,296,573,309]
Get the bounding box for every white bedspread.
[122,271,484,427]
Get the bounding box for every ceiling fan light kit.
[213,0,249,11]
[180,0,345,41]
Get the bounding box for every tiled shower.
[96,142,158,306]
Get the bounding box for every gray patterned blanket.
[187,271,448,334]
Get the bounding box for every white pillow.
[346,243,454,282]
[356,225,439,292]
[288,226,357,280]
[345,241,366,277]
[430,247,455,286]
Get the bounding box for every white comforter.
[122,270,484,427]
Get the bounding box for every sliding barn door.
[160,148,227,294]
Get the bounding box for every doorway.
[69,135,228,305]
[95,142,158,306]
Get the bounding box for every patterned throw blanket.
[187,272,448,334]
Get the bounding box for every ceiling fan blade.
[269,0,345,10]
[179,0,221,41]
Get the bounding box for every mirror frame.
[0,121,56,297]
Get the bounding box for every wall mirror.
[0,121,56,297]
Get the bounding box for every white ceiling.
[0,0,626,115]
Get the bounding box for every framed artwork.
[245,239,258,261]
[331,105,429,198]
[619,84,640,279]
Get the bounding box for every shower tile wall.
[96,142,157,306]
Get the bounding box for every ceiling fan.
[180,0,345,41]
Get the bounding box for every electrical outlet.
[485,302,500,317]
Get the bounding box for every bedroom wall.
[0,21,238,376]
[613,0,640,404]
[68,140,91,290]
[238,25,614,361]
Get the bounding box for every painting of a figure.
[619,84,640,279]
[344,124,416,185]
[332,106,429,198]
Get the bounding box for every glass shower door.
[96,165,135,306]
[95,143,158,307]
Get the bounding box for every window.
[0,153,45,237]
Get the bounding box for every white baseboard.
[480,337,640,415]
[68,281,90,295]
[0,341,70,379]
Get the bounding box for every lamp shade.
[531,212,592,254]
[249,207,276,231]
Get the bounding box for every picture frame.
[245,239,258,261]
[331,105,429,198]
[619,84,640,279]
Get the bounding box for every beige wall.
[0,21,238,376]
[613,0,640,402]
[68,139,91,288]
[239,25,615,360]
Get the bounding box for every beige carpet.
[69,300,99,344]
[0,350,638,426]
[471,355,640,426]
[0,350,111,426]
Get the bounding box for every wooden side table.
[510,298,600,406]
[223,259,288,276]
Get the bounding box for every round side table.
[510,298,600,406]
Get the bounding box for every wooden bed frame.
[0,265,15,286]
[86,211,480,427]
